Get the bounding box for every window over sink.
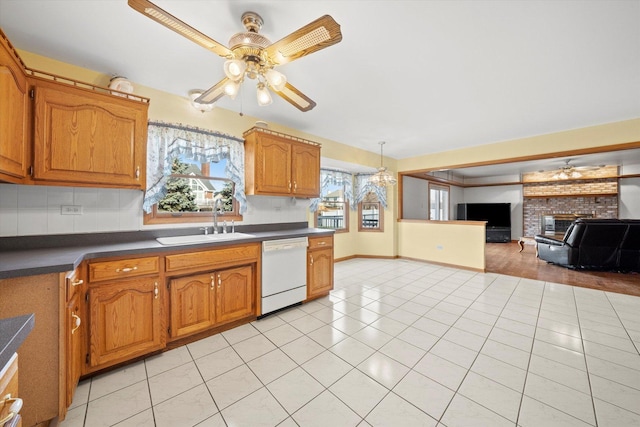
[145,156,241,224]
[143,122,246,225]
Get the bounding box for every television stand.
[486,227,511,243]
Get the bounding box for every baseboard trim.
[337,254,486,273]
[334,254,397,263]
[398,256,485,273]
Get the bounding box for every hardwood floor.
[485,242,640,297]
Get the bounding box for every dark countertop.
[0,313,35,369]
[0,222,334,279]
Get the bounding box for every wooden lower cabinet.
[169,265,254,340]
[216,265,254,324]
[307,248,334,299]
[307,235,334,300]
[169,273,216,339]
[65,292,83,408]
[87,277,165,371]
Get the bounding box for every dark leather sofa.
[534,218,640,272]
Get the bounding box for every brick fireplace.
[522,177,619,237]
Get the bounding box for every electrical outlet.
[61,205,83,215]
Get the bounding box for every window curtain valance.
[309,168,354,212]
[353,173,388,209]
[143,121,247,213]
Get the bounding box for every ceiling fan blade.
[128,0,233,58]
[265,15,342,66]
[195,78,230,104]
[273,83,317,112]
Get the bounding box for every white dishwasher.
[261,237,308,316]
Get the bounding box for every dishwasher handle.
[263,237,308,252]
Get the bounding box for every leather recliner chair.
[534,218,640,272]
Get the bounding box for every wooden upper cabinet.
[31,78,148,189]
[291,142,320,197]
[0,29,29,182]
[244,127,320,197]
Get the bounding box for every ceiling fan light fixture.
[265,69,287,91]
[256,82,273,106]
[223,80,241,99]
[189,90,215,113]
[224,59,247,81]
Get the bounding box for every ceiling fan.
[128,0,342,111]
[550,159,601,179]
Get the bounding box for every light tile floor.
[59,259,640,427]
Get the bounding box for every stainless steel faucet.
[213,197,222,234]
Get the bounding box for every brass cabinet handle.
[116,266,138,273]
[210,275,215,290]
[135,166,140,179]
[293,181,297,192]
[318,241,326,246]
[154,282,159,299]
[217,274,221,289]
[0,394,24,425]
[310,255,314,265]
[71,314,81,334]
[71,279,84,287]
[288,181,292,190]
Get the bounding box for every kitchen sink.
[156,233,255,246]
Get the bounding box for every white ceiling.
[1,0,639,164]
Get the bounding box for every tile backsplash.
[0,184,310,236]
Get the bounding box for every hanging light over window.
[368,141,397,186]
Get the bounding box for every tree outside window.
[144,156,241,224]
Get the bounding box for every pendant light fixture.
[368,141,397,186]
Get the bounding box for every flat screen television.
[457,203,511,228]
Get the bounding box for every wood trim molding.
[399,140,640,176]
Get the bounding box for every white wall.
[402,176,428,219]
[462,185,524,240]
[620,177,640,219]
[0,184,309,236]
[450,185,465,219]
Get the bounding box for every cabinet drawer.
[89,257,159,282]
[166,244,260,273]
[65,267,84,301]
[308,236,333,250]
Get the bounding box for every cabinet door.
[169,273,216,339]
[0,35,29,181]
[216,265,254,324]
[65,292,83,408]
[291,143,320,197]
[307,248,334,299]
[0,354,20,427]
[88,278,164,369]
[255,136,291,195]
[32,81,147,188]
